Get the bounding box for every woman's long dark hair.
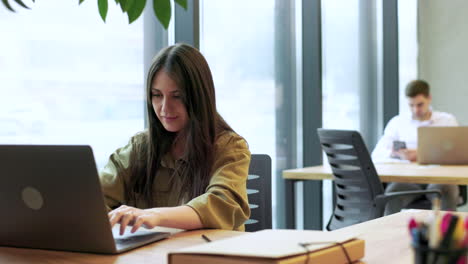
[123,43,233,206]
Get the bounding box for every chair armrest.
[373,190,441,218]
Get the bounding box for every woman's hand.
[109,205,203,233]
[108,205,162,235]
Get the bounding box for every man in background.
[372,80,459,214]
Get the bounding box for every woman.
[99,43,251,235]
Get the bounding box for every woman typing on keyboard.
[99,43,251,235]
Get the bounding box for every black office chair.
[459,186,467,206]
[317,129,441,231]
[406,185,467,209]
[244,154,272,232]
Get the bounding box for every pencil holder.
[412,243,468,264]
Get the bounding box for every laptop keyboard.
[113,227,170,248]
[115,236,139,243]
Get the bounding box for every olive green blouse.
[99,131,251,231]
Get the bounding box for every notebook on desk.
[0,145,171,254]
[418,127,468,165]
[169,229,365,264]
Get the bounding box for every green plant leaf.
[98,0,108,22]
[127,0,145,24]
[2,0,16,11]
[175,0,187,10]
[118,0,126,12]
[79,0,85,4]
[124,0,135,10]
[13,0,29,9]
[120,0,135,12]
[153,0,171,29]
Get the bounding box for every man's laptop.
[0,145,170,254]
[418,127,468,165]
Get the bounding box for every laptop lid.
[0,145,169,254]
[418,127,468,165]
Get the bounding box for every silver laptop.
[418,127,468,165]
[0,145,170,254]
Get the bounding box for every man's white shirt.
[371,111,458,162]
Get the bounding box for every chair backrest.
[317,129,384,231]
[245,154,272,232]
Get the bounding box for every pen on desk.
[419,223,429,245]
[201,234,212,243]
[447,218,468,264]
[461,218,468,247]
[429,197,441,248]
[408,217,418,233]
[453,216,466,247]
[431,214,458,264]
[411,228,419,245]
[440,214,459,249]
[441,212,453,236]
[458,219,468,264]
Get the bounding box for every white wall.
[418,0,468,125]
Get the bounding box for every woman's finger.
[108,205,127,217]
[109,207,132,227]
[131,212,160,233]
[119,212,134,236]
[131,216,146,233]
[109,210,125,228]
[109,210,124,228]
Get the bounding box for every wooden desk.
[282,163,468,229]
[330,209,465,264]
[0,211,459,264]
[283,163,468,185]
[0,229,243,264]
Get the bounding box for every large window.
[321,0,360,228]
[398,0,418,114]
[200,0,277,223]
[322,0,360,131]
[0,1,144,168]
